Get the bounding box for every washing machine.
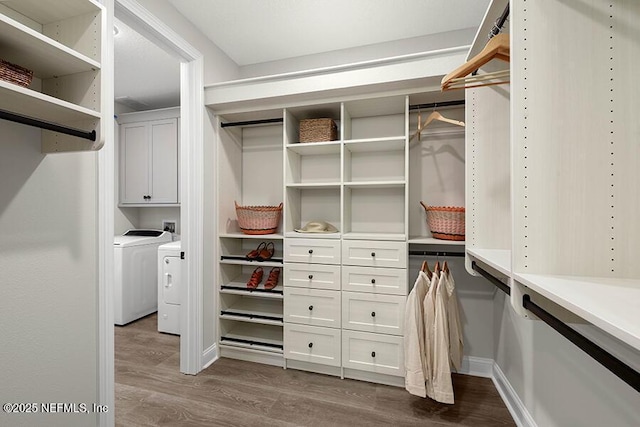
[157,240,182,335]
[114,229,172,325]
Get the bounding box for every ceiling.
[114,0,490,110]
[167,0,490,65]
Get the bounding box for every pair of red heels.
[246,241,275,261]
[247,266,280,290]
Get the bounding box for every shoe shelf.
[219,322,284,353]
[219,297,283,326]
[219,257,283,268]
[218,231,284,240]
[220,284,284,299]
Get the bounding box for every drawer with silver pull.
[342,291,405,335]
[284,288,341,328]
[342,330,403,376]
[341,266,407,295]
[285,238,341,265]
[341,240,406,268]
[284,323,341,367]
[284,263,341,290]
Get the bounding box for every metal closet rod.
[408,250,465,258]
[408,100,465,111]
[220,118,283,128]
[0,109,96,141]
[471,261,640,393]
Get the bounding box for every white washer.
[157,240,182,335]
[114,230,172,325]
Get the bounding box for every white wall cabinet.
[0,0,106,152]
[118,108,179,206]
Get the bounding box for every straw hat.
[294,221,339,233]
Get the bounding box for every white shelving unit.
[0,0,105,152]
[464,0,640,354]
[213,92,466,381]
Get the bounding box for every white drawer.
[285,238,341,265]
[342,292,405,335]
[342,330,404,377]
[342,266,407,295]
[341,240,407,268]
[284,288,341,328]
[284,323,341,367]
[284,263,341,290]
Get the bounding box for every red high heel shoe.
[246,242,267,260]
[257,241,275,261]
[264,267,281,290]
[247,267,263,289]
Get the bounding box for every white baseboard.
[201,343,218,370]
[491,363,537,427]
[458,356,494,378]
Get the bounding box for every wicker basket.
[0,59,33,88]
[420,201,465,241]
[299,118,338,143]
[235,202,283,235]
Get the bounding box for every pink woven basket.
[235,202,283,235]
[420,201,465,241]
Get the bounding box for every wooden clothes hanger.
[411,108,465,141]
[420,260,432,280]
[441,33,510,91]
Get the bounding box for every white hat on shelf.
[294,220,339,233]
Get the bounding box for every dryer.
[114,229,172,325]
[158,240,181,335]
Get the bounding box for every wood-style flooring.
[115,314,515,426]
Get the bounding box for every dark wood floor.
[115,314,515,426]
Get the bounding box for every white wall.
[133,0,239,84]
[0,122,99,427]
[493,292,640,427]
[240,28,476,79]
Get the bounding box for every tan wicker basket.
[420,201,465,241]
[299,118,338,143]
[235,202,283,235]
[0,59,33,88]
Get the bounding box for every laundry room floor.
[115,314,515,426]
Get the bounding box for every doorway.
[98,0,204,425]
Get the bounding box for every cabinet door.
[149,118,179,204]
[120,122,149,204]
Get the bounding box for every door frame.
[98,0,204,425]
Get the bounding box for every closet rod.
[408,100,465,111]
[472,261,511,296]
[408,250,465,258]
[220,118,283,128]
[472,262,640,393]
[0,109,96,141]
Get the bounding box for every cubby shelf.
[286,182,341,189]
[342,232,406,241]
[286,141,341,155]
[343,181,405,188]
[219,231,284,240]
[1,0,102,22]
[344,136,405,152]
[284,231,341,240]
[408,237,465,246]
[0,14,101,79]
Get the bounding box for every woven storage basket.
[420,201,465,241]
[299,118,338,143]
[0,59,33,88]
[235,201,283,235]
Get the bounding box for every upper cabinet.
[118,108,180,207]
[0,0,106,152]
